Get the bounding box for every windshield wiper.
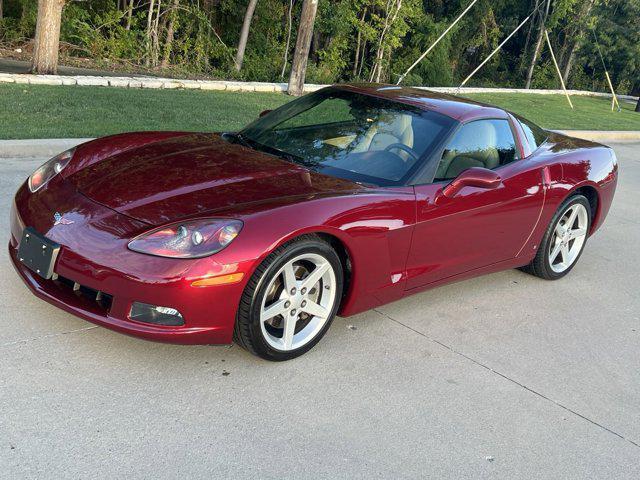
[222,132,252,148]
[264,146,303,164]
[224,132,305,166]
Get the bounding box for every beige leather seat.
[436,121,500,179]
[351,114,414,158]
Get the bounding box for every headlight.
[128,219,243,258]
[28,148,75,193]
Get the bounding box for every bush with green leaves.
[0,0,637,95]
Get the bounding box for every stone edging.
[0,72,638,102]
[0,73,294,93]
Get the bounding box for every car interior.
[434,119,518,181]
[263,111,450,184]
[241,90,456,185]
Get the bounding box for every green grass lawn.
[462,92,640,131]
[0,83,638,139]
[0,84,289,140]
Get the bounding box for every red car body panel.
[67,133,362,225]
[9,85,618,345]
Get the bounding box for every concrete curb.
[0,72,638,101]
[558,130,640,142]
[1,131,638,159]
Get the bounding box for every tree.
[2,0,635,95]
[125,0,135,31]
[161,0,180,68]
[144,0,156,66]
[235,0,259,71]
[31,0,66,75]
[557,0,595,85]
[352,7,367,78]
[525,0,551,89]
[288,0,318,96]
[280,0,295,79]
[144,0,163,67]
[636,97,640,112]
[370,0,403,82]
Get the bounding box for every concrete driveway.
[1,143,638,479]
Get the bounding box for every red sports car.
[9,84,618,360]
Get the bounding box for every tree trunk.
[519,3,537,72]
[561,0,595,87]
[150,0,162,67]
[525,0,550,89]
[235,0,258,71]
[0,0,4,20]
[161,0,179,68]
[352,7,367,78]
[635,98,640,112]
[310,29,320,59]
[280,0,294,79]
[352,28,361,78]
[370,0,402,83]
[31,0,65,75]
[126,0,134,30]
[357,39,367,78]
[561,42,577,85]
[287,0,318,96]
[144,0,155,67]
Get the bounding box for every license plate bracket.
[18,227,60,280]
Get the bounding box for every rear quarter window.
[515,114,548,153]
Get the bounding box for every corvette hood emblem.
[53,212,74,226]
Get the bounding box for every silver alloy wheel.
[548,203,589,273]
[259,253,337,351]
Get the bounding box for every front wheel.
[234,235,343,361]
[523,194,591,280]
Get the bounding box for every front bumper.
[9,180,249,345]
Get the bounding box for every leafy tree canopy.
[1,0,638,94]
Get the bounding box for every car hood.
[67,133,360,225]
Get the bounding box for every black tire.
[233,234,344,361]
[522,194,591,280]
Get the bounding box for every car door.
[405,118,545,290]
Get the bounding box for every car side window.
[514,115,548,153]
[434,119,518,181]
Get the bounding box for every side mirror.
[442,167,501,198]
[259,109,272,118]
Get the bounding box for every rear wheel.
[234,235,343,361]
[523,194,591,280]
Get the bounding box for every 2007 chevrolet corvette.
[9,84,618,360]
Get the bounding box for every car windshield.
[239,89,455,186]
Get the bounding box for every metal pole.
[544,29,573,109]
[396,0,479,85]
[458,11,534,90]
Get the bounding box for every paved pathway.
[0,143,639,479]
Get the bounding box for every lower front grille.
[54,274,114,312]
